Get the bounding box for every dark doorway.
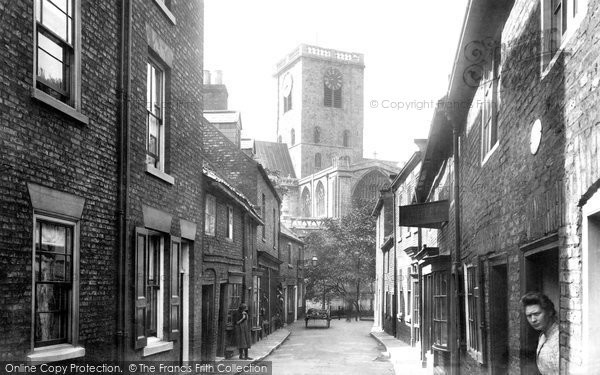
[521,246,559,375]
[201,284,214,361]
[489,261,508,375]
[217,284,227,357]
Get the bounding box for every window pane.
[39,253,67,281]
[37,47,65,93]
[35,283,68,343]
[41,0,71,42]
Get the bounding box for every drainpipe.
[116,0,132,362]
[452,118,462,375]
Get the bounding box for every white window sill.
[27,344,85,364]
[146,164,175,185]
[153,0,176,25]
[32,88,89,125]
[142,337,173,357]
[481,141,499,166]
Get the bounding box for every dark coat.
[233,309,251,349]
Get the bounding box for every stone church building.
[253,44,400,235]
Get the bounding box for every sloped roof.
[280,224,304,244]
[202,161,263,224]
[254,141,296,179]
[203,110,241,124]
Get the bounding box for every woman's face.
[525,304,552,332]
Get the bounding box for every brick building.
[201,119,284,346]
[279,225,305,324]
[0,0,204,364]
[117,0,204,363]
[200,163,262,360]
[394,0,600,374]
[0,0,121,362]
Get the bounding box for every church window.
[315,153,322,170]
[343,130,350,147]
[315,182,325,217]
[301,188,311,217]
[314,127,321,144]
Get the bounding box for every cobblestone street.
[266,320,394,375]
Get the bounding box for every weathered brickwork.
[122,0,204,362]
[450,0,600,373]
[0,0,121,361]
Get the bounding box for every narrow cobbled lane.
[265,319,394,375]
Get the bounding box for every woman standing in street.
[233,303,253,360]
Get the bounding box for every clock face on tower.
[324,67,343,90]
[282,73,293,96]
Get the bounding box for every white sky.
[204,0,470,163]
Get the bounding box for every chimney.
[203,70,211,85]
[212,70,223,85]
[203,70,228,110]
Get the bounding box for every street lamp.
[311,256,318,267]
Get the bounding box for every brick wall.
[124,0,204,361]
[454,0,600,373]
[0,0,121,361]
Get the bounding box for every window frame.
[261,194,266,241]
[32,0,87,124]
[464,264,485,363]
[205,194,216,236]
[31,214,80,350]
[226,205,233,241]
[481,48,499,165]
[541,0,587,76]
[324,84,342,108]
[284,91,292,113]
[146,57,166,172]
[314,127,321,143]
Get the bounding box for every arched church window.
[314,127,321,144]
[291,128,295,146]
[301,187,311,217]
[343,130,350,147]
[315,153,322,170]
[316,181,325,217]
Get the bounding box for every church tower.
[275,45,365,179]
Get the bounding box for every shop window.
[433,271,448,347]
[227,284,242,325]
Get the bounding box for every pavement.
[217,326,291,374]
[369,330,430,375]
[265,319,394,375]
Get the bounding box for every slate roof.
[253,140,296,179]
[280,224,304,244]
